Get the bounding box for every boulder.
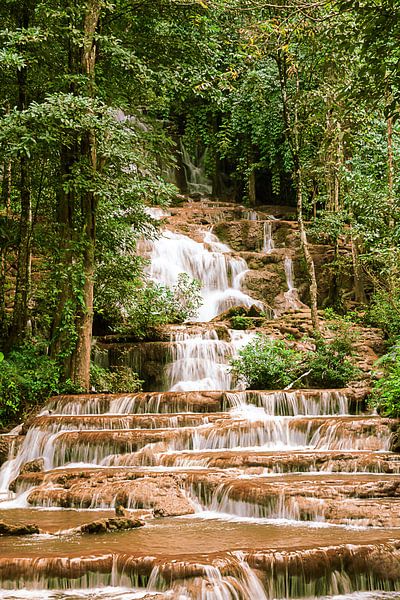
[0,521,41,536]
[78,517,144,534]
[19,458,44,475]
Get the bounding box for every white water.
[283,255,305,310]
[0,205,398,599]
[148,230,262,322]
[224,390,350,416]
[167,329,256,391]
[262,221,274,253]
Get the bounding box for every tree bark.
[350,227,367,304]
[277,55,319,332]
[50,0,101,390]
[8,0,32,348]
[0,161,12,337]
[387,114,394,229]
[67,0,101,390]
[248,146,256,206]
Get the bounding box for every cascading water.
[0,200,399,600]
[148,229,262,322]
[283,255,304,310]
[262,221,274,254]
[166,329,255,391]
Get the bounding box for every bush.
[231,328,360,391]
[305,334,360,388]
[90,364,142,393]
[370,343,400,417]
[366,287,400,343]
[230,316,254,330]
[230,336,304,389]
[121,273,202,339]
[0,344,144,428]
[0,343,78,428]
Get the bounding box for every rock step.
[23,412,230,433]
[44,391,223,415]
[43,388,367,416]
[9,416,397,477]
[187,472,400,527]
[160,448,400,474]
[0,533,398,598]
[11,468,400,518]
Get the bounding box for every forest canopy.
[0,0,399,421]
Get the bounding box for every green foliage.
[0,342,79,428]
[308,211,348,245]
[124,273,202,339]
[306,333,360,388]
[366,287,400,343]
[230,315,254,330]
[370,342,400,417]
[231,325,360,391]
[231,336,304,390]
[90,365,142,394]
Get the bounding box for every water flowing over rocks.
[0,199,399,599]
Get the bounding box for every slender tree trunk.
[50,0,101,390]
[294,156,320,332]
[277,55,319,332]
[67,0,101,390]
[0,161,12,336]
[387,114,394,229]
[8,1,32,348]
[248,169,256,206]
[248,146,256,206]
[350,227,367,304]
[49,145,76,365]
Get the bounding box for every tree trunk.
[248,146,256,206]
[350,227,367,304]
[67,0,101,390]
[248,169,256,206]
[49,144,76,365]
[277,55,319,332]
[387,114,394,229]
[0,161,12,337]
[8,1,32,348]
[295,158,320,332]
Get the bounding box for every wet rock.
[0,521,41,536]
[0,434,22,466]
[78,517,144,534]
[390,426,400,453]
[19,458,44,474]
[26,470,196,516]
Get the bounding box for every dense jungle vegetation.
[0,0,400,425]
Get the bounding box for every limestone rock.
[78,517,144,534]
[19,458,44,474]
[0,434,22,466]
[390,427,400,453]
[0,521,41,536]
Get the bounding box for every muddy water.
[1,512,398,557]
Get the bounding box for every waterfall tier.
[0,200,398,600]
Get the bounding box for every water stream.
[0,201,399,599]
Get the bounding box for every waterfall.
[167,330,232,391]
[165,329,256,392]
[0,200,398,599]
[180,142,212,195]
[262,221,274,253]
[283,255,305,310]
[148,229,263,322]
